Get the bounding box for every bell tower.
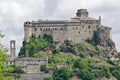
[10,40,16,59]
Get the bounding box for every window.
[40,28,42,31]
[73,27,74,30]
[34,28,37,31]
[96,25,99,27]
[55,28,57,30]
[78,31,80,34]
[76,27,78,30]
[49,28,50,31]
[89,31,91,33]
[61,28,63,30]
[82,26,84,28]
[38,35,41,38]
[88,25,90,29]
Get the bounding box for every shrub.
[40,65,47,72]
[99,65,110,78]
[107,59,115,65]
[79,52,86,58]
[74,59,89,69]
[77,69,95,80]
[43,77,52,80]
[52,67,71,80]
[112,70,120,80]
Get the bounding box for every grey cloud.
[0,0,120,54]
[44,0,60,16]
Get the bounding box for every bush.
[112,70,120,80]
[43,77,52,80]
[52,67,71,80]
[79,52,86,58]
[40,65,47,72]
[11,66,24,74]
[107,59,115,65]
[99,65,110,78]
[74,59,89,69]
[77,69,95,80]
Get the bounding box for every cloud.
[0,0,120,55]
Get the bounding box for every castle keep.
[24,9,112,44]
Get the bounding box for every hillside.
[18,35,120,80]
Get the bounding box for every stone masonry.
[24,9,112,44]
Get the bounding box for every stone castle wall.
[24,9,112,44]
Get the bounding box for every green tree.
[0,32,13,80]
[53,67,71,80]
[93,31,100,45]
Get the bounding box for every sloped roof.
[71,16,97,22]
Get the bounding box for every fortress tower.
[76,9,89,17]
[10,40,16,59]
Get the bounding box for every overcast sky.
[0,0,120,55]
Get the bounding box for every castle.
[10,9,112,61]
[24,9,112,45]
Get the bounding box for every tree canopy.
[0,32,13,80]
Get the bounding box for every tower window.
[34,28,37,31]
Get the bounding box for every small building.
[15,57,48,73]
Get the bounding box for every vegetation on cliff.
[18,34,120,80]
